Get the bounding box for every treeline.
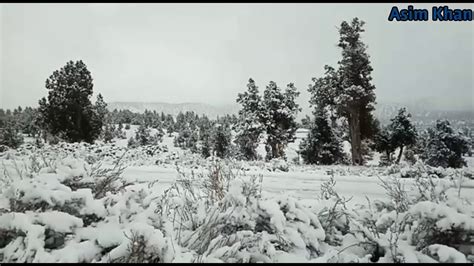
[1,17,472,169]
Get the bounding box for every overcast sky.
[1,3,473,111]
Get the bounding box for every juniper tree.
[0,119,24,149]
[235,78,265,160]
[94,94,108,124]
[309,18,376,165]
[38,60,103,143]
[0,109,5,128]
[421,120,470,168]
[198,115,213,158]
[299,107,345,165]
[135,124,153,146]
[212,124,232,158]
[388,108,417,163]
[372,127,396,165]
[262,81,300,160]
[102,124,115,143]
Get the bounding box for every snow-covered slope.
[107,102,240,118]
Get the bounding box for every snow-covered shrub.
[317,176,352,245]
[155,160,329,262]
[422,244,468,263]
[1,137,472,263]
[268,158,289,172]
[0,122,24,149]
[403,148,417,165]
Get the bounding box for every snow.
[427,244,467,263]
[33,211,83,233]
[1,128,473,263]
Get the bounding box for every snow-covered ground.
[1,126,473,263]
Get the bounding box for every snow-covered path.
[122,165,474,206]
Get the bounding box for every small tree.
[38,60,103,143]
[102,124,115,143]
[235,78,265,160]
[388,108,417,163]
[421,120,470,168]
[0,120,24,149]
[372,127,396,165]
[262,81,300,160]
[299,108,345,165]
[134,124,153,146]
[212,124,232,158]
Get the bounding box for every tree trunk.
[272,142,279,159]
[396,145,404,164]
[75,110,82,142]
[348,111,363,165]
[386,151,391,163]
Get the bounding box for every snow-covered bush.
[268,158,289,172]
[0,152,180,263]
[0,140,472,263]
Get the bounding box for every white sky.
[1,3,473,111]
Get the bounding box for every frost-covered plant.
[377,176,409,213]
[318,175,352,245]
[110,231,162,263]
[89,151,130,199]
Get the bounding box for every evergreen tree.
[299,108,345,165]
[134,124,153,146]
[198,115,213,158]
[0,109,6,129]
[0,119,24,149]
[102,124,115,143]
[235,78,264,160]
[127,136,137,148]
[388,108,417,163]
[94,94,108,124]
[38,60,103,143]
[372,127,396,165]
[309,18,376,165]
[421,120,470,168]
[262,81,300,160]
[212,124,232,158]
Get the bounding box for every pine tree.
[388,108,417,163]
[299,108,345,165]
[421,120,470,168]
[212,124,232,158]
[0,109,6,128]
[127,136,137,148]
[94,94,108,124]
[309,18,376,165]
[134,124,153,146]
[102,124,115,143]
[0,119,24,149]
[262,81,300,160]
[198,115,213,158]
[372,127,396,165]
[38,60,103,143]
[235,78,264,160]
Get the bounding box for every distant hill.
[107,101,240,118]
[107,101,473,124]
[373,101,474,125]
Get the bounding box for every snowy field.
[0,125,473,263]
[118,126,474,206]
